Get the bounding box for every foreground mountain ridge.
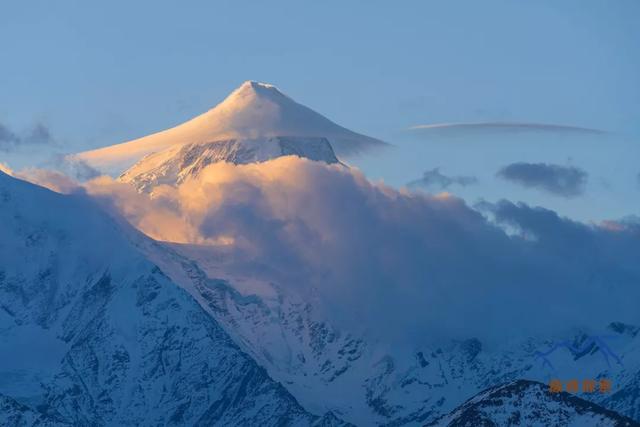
[426,380,640,427]
[0,170,348,426]
[137,240,640,426]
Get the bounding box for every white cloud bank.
[67,157,638,345]
[14,157,638,345]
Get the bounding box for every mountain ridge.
[137,239,640,426]
[425,380,640,427]
[0,170,350,426]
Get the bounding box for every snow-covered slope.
[426,380,639,427]
[0,171,348,426]
[119,136,340,192]
[0,393,68,427]
[136,241,640,426]
[75,81,384,174]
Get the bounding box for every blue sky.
[1,0,638,221]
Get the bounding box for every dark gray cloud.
[409,121,606,135]
[408,168,477,191]
[23,123,54,145]
[50,155,102,181]
[0,123,20,147]
[68,159,102,181]
[497,162,588,197]
[0,121,55,152]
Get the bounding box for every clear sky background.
[1,0,638,221]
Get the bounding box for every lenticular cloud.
[84,157,640,344]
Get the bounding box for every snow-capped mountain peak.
[74,81,385,174]
[229,80,289,102]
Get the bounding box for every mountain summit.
[75,81,385,174]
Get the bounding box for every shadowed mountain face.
[119,136,340,192]
[75,81,384,175]
[135,235,640,426]
[426,380,640,427]
[0,171,348,427]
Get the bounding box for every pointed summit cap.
[75,81,386,173]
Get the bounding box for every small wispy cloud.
[408,121,606,135]
[497,162,588,197]
[0,123,20,148]
[408,168,477,191]
[0,121,55,152]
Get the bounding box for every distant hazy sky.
[1,0,638,220]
